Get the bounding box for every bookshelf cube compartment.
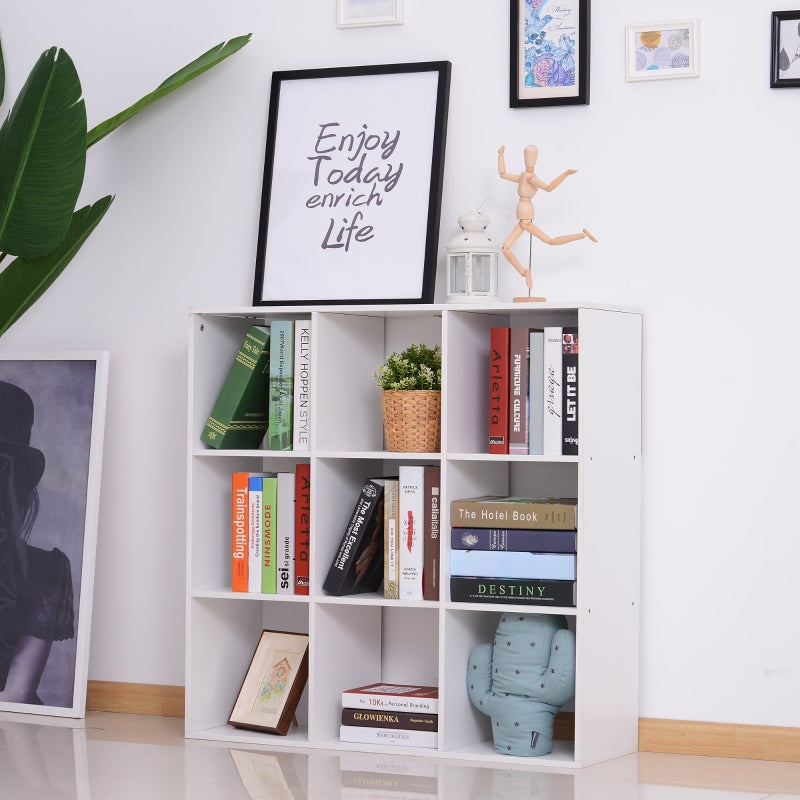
[313,310,442,453]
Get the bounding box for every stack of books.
[489,324,578,456]
[449,495,578,606]
[339,683,439,749]
[322,465,441,601]
[201,318,312,452]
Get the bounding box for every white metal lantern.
[446,211,500,303]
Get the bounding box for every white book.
[543,326,563,456]
[276,471,296,594]
[340,725,438,749]
[528,329,545,455]
[398,465,425,600]
[292,318,312,450]
[341,788,436,800]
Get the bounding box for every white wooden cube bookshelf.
[186,303,642,769]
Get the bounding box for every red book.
[294,462,311,594]
[231,472,249,592]
[489,327,510,454]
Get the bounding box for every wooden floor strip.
[639,717,800,763]
[86,681,184,718]
[85,684,799,764]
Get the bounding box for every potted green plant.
[373,342,442,452]
[0,32,251,338]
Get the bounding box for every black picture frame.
[771,10,800,88]
[252,61,451,306]
[510,0,590,107]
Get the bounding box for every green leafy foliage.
[374,343,442,390]
[0,196,113,337]
[0,32,251,338]
[0,47,86,258]
[87,34,251,147]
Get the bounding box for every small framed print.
[510,0,591,107]
[771,10,800,87]
[337,0,403,28]
[626,20,700,81]
[228,630,309,735]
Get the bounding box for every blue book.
[450,527,576,553]
[449,550,576,580]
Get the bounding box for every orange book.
[231,472,249,591]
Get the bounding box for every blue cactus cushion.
[467,613,576,756]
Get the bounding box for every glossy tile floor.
[0,710,798,799]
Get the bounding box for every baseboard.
[86,681,184,718]
[639,717,800,763]
[84,684,798,764]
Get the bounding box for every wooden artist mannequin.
[498,144,597,301]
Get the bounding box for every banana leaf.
[0,196,113,336]
[0,37,5,105]
[0,47,87,258]
[87,34,252,147]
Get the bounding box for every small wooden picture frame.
[228,630,309,735]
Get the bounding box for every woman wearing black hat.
[0,380,74,704]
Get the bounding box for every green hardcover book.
[261,475,278,594]
[201,325,270,449]
[268,320,295,450]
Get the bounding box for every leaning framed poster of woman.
[0,353,108,717]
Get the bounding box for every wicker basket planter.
[381,390,441,452]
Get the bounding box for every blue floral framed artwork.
[510,0,590,107]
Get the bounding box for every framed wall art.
[771,10,800,87]
[510,0,591,107]
[228,630,309,735]
[0,352,109,717]
[626,20,700,81]
[337,0,403,28]
[252,61,451,306]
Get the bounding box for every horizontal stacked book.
[449,495,578,606]
[230,463,310,595]
[340,683,439,749]
[488,324,578,456]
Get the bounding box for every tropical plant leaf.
[0,36,5,105]
[0,196,113,336]
[87,34,251,147]
[0,47,87,259]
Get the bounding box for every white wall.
[1,0,798,728]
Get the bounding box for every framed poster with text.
[252,61,451,306]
